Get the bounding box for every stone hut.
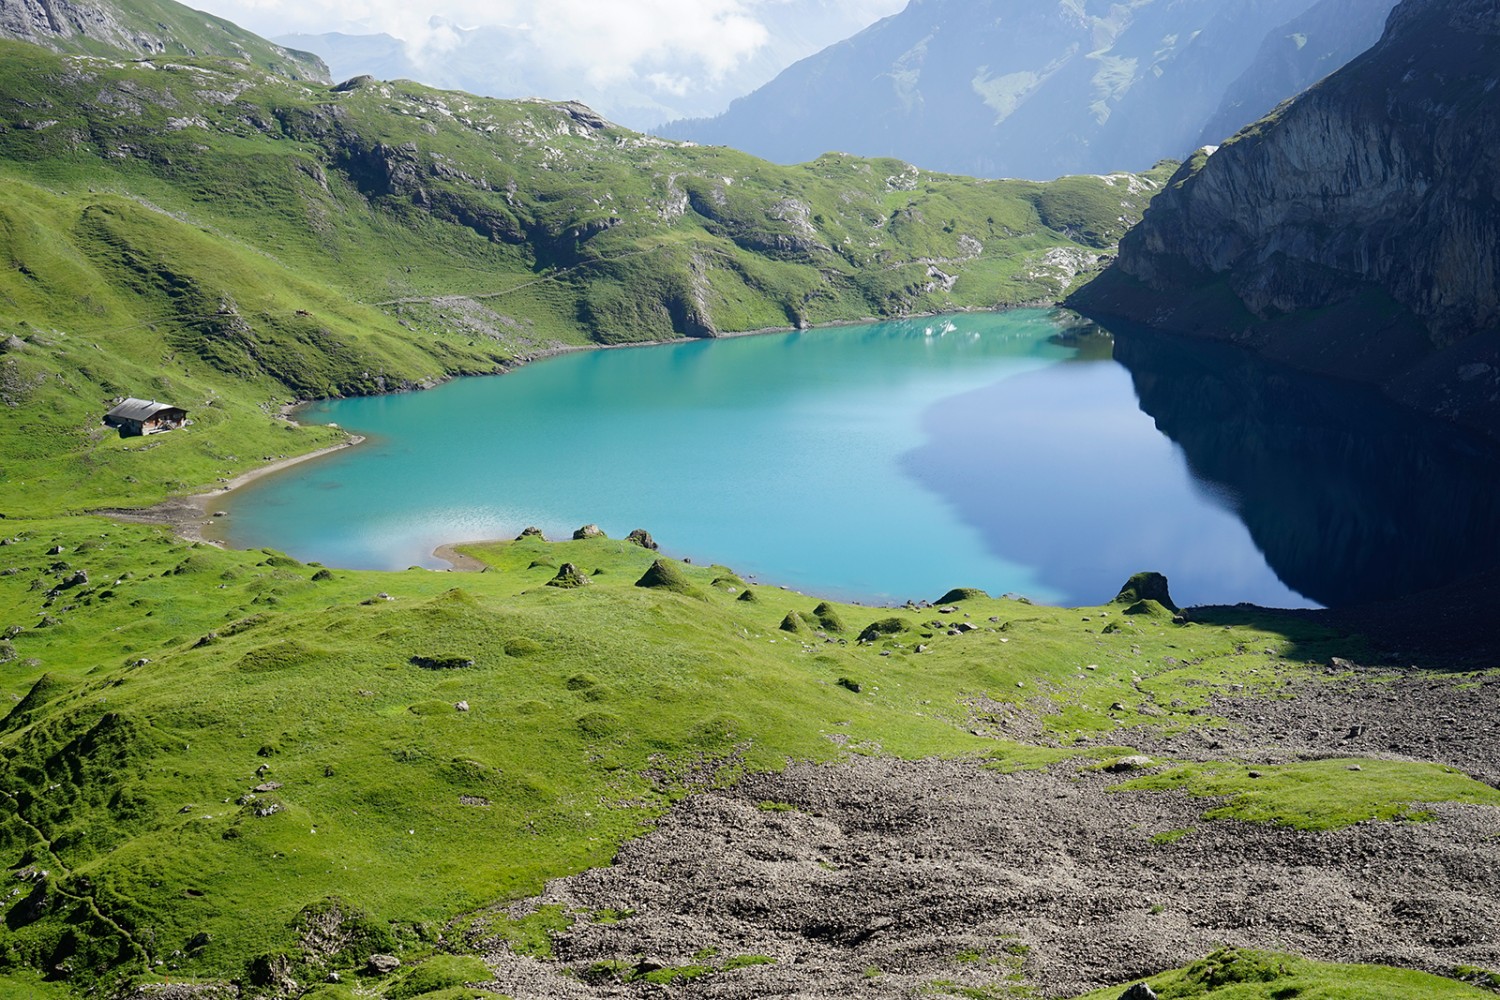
[104,398,188,436]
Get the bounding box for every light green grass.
[1070,948,1495,999]
[1115,759,1500,829]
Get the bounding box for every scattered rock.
[1347,764,1363,772]
[954,622,978,633]
[1247,770,1264,779]
[367,954,401,975]
[837,677,862,693]
[547,563,589,588]
[455,700,470,712]
[625,528,658,550]
[1106,755,1153,773]
[516,526,544,540]
[459,794,490,806]
[253,782,282,793]
[1120,984,1158,1000]
[1328,656,1359,671]
[572,524,606,540]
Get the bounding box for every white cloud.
[197,0,903,74]
[192,0,906,124]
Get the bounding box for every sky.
[189,0,908,90]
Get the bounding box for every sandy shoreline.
[97,434,366,547]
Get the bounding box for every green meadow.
[0,12,1493,998]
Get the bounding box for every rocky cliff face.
[658,0,1383,180]
[1072,0,1500,437]
[0,0,328,81]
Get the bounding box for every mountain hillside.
[1070,0,1500,439]
[1197,0,1397,148]
[660,0,1394,180]
[0,31,1169,516]
[0,0,327,80]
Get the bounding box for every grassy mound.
[635,559,704,598]
[1070,948,1495,999]
[1115,572,1178,612]
[936,587,989,604]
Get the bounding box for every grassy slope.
[0,0,328,82]
[0,519,1494,993]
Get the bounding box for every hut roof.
[106,398,183,421]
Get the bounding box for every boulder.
[625,528,658,550]
[547,563,589,588]
[516,526,544,540]
[1120,985,1158,1000]
[367,954,401,975]
[1114,572,1178,612]
[572,524,606,540]
[1105,755,1153,773]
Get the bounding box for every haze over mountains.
[661,0,1398,180]
[273,0,905,130]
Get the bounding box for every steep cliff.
[1072,0,1500,437]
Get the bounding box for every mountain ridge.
[658,0,1394,180]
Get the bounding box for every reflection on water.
[1109,323,1500,607]
[219,309,1496,609]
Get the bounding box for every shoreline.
[97,433,366,547]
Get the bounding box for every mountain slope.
[1197,0,1398,148]
[1070,0,1500,438]
[0,35,1170,516]
[0,0,327,80]
[659,0,1394,180]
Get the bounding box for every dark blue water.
[219,309,1500,608]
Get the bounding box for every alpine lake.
[215,308,1500,610]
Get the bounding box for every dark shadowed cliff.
[1071,0,1500,438]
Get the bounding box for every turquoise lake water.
[220,309,1325,608]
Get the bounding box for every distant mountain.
[660,0,1396,180]
[277,2,905,131]
[1070,0,1500,438]
[0,0,327,80]
[1198,0,1398,146]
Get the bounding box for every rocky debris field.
[465,666,1500,999]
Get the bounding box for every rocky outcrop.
[1072,0,1500,438]
[0,0,329,81]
